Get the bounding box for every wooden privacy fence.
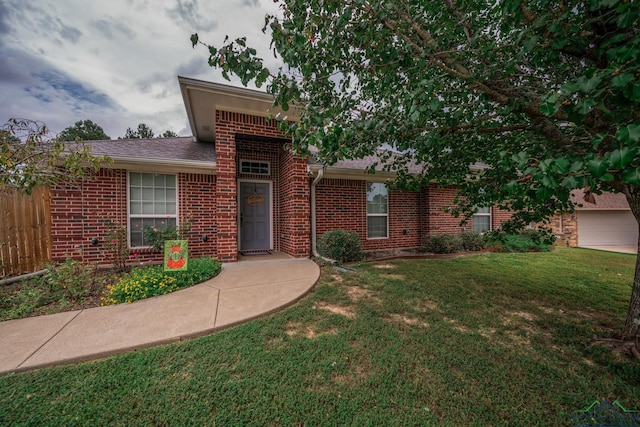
[0,186,52,278]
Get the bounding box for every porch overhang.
[178,76,300,143]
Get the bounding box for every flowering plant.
[142,216,193,251]
[101,219,130,272]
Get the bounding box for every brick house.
[51,77,510,264]
[549,190,637,248]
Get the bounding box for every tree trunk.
[622,185,640,338]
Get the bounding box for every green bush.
[101,257,222,305]
[460,231,485,251]
[39,259,98,300]
[143,218,193,251]
[317,230,364,263]
[422,234,463,254]
[483,229,555,253]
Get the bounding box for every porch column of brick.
[215,133,238,261]
[280,146,311,257]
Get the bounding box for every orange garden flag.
[164,240,188,271]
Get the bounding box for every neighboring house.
[550,190,638,248]
[50,77,510,264]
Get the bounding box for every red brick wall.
[316,179,365,237]
[491,208,512,230]
[278,144,311,257]
[50,169,217,265]
[179,173,218,257]
[425,184,464,234]
[214,111,307,260]
[51,169,127,263]
[426,184,513,234]
[316,179,448,251]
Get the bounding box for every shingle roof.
[309,148,427,175]
[571,189,630,210]
[83,137,216,163]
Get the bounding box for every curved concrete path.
[0,257,320,375]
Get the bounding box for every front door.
[239,181,271,251]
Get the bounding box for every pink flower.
[129,253,139,259]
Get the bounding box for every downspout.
[311,168,336,264]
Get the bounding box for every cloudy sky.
[0,0,281,139]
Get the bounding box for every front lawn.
[1,248,638,425]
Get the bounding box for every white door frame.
[237,179,274,251]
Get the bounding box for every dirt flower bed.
[0,257,222,321]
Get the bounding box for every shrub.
[38,259,98,301]
[317,230,364,263]
[422,234,463,254]
[101,219,130,273]
[460,231,485,251]
[101,257,222,305]
[483,228,555,253]
[143,218,193,251]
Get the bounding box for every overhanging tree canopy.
[192,0,640,338]
[1,119,107,194]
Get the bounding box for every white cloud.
[0,0,280,138]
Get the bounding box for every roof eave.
[178,76,300,143]
[107,156,216,174]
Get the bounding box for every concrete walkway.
[579,245,636,254]
[0,256,320,375]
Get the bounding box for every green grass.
[1,248,638,426]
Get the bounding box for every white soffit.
[179,76,300,143]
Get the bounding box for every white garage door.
[577,211,638,246]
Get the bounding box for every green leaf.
[429,98,442,112]
[616,124,640,143]
[576,75,602,93]
[570,161,584,173]
[592,133,606,149]
[535,186,554,200]
[609,147,635,169]
[560,82,579,94]
[524,35,539,52]
[561,176,580,189]
[552,158,571,174]
[621,167,640,185]
[505,180,521,193]
[624,82,640,101]
[541,175,558,188]
[576,99,596,115]
[586,158,609,177]
[611,73,634,88]
[617,6,639,28]
[539,158,553,173]
[540,94,560,116]
[512,152,528,168]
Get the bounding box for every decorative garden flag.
[164,240,188,271]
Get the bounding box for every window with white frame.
[129,172,177,247]
[367,182,388,238]
[472,207,491,233]
[240,160,269,175]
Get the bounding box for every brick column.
[215,133,238,262]
[279,145,311,257]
